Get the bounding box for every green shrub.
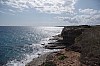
[58,55,67,60]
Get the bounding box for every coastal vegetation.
[58,55,67,60]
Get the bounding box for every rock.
[45,44,66,49]
[41,43,45,45]
[38,53,41,55]
[48,42,61,44]
[61,26,84,45]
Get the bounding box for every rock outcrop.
[61,26,86,46]
[45,25,90,49]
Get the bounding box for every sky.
[0,0,100,26]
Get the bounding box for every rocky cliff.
[44,25,100,66]
[61,25,90,46]
[61,25,100,66]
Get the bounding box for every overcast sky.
[0,0,100,26]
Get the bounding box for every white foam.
[5,27,63,66]
[5,37,60,66]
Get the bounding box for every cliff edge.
[26,25,100,66]
[60,25,100,66]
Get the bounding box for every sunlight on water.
[0,27,63,66]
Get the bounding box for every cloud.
[1,0,100,25]
[57,8,100,25]
[8,9,16,13]
[0,10,6,14]
[0,10,15,15]
[0,0,77,14]
[79,9,100,15]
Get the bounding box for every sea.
[0,26,63,66]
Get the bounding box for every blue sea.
[0,26,63,66]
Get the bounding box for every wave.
[5,37,60,66]
[5,27,63,66]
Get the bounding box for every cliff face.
[75,26,100,66]
[61,26,85,45]
[61,25,100,66]
[26,25,100,66]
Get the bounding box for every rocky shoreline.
[26,25,100,66]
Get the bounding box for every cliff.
[61,26,84,45]
[26,25,100,66]
[61,25,100,66]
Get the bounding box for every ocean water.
[0,26,63,66]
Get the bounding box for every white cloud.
[1,0,100,25]
[57,9,100,25]
[0,10,15,15]
[0,10,6,14]
[79,9,100,15]
[0,0,77,14]
[8,9,16,13]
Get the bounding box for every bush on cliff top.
[58,55,67,60]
